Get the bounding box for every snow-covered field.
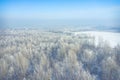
[74,31,120,47]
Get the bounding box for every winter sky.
[0,0,120,28]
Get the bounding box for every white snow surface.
[74,31,120,47]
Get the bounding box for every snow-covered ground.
[74,31,120,47]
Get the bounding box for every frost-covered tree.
[0,29,119,80]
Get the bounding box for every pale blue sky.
[0,0,120,28]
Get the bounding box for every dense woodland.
[0,29,120,80]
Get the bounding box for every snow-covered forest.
[0,29,120,80]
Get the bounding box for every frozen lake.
[74,31,120,47]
